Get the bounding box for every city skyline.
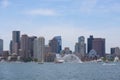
[0,0,120,53]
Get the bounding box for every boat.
[55,59,64,63]
[55,58,64,63]
[96,59,103,63]
[102,63,116,66]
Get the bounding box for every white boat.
[55,59,64,63]
[102,63,116,66]
[97,59,103,62]
[55,58,64,63]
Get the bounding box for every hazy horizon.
[0,0,120,53]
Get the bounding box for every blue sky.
[0,0,120,53]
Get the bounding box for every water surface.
[0,62,120,80]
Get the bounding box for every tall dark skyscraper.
[49,36,62,53]
[87,35,94,54]
[54,36,62,53]
[28,36,37,58]
[12,31,20,43]
[87,35,105,57]
[0,39,3,54]
[11,31,20,55]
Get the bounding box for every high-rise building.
[54,36,62,53]
[33,37,45,62]
[87,35,94,54]
[44,45,56,62]
[20,34,29,59]
[9,40,12,54]
[49,36,62,53]
[12,31,20,55]
[28,36,37,58]
[75,43,79,53]
[87,35,105,57]
[0,39,3,54]
[75,36,86,57]
[44,45,51,54]
[33,39,38,59]
[92,38,105,57]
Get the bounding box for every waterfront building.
[88,49,97,60]
[75,43,79,53]
[2,50,9,60]
[44,45,56,62]
[54,36,62,53]
[11,31,20,55]
[87,35,94,54]
[44,45,51,54]
[111,47,120,59]
[9,40,12,54]
[28,36,37,58]
[49,36,62,54]
[33,37,45,62]
[92,38,105,57]
[0,39,3,54]
[33,39,37,59]
[87,35,105,57]
[75,36,86,57]
[20,34,29,59]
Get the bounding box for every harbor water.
[0,62,120,80]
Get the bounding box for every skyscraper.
[0,39,3,54]
[78,36,86,56]
[87,35,105,57]
[75,43,79,53]
[75,36,86,57]
[49,36,62,54]
[12,31,20,55]
[20,34,29,59]
[28,36,37,58]
[87,35,94,54]
[33,37,45,62]
[33,39,38,59]
[54,36,62,53]
[92,38,105,57]
[9,40,12,54]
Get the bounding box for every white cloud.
[1,0,9,8]
[79,0,120,14]
[24,9,57,16]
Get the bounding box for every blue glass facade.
[54,36,62,53]
[49,36,62,54]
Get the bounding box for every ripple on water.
[0,62,120,80]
